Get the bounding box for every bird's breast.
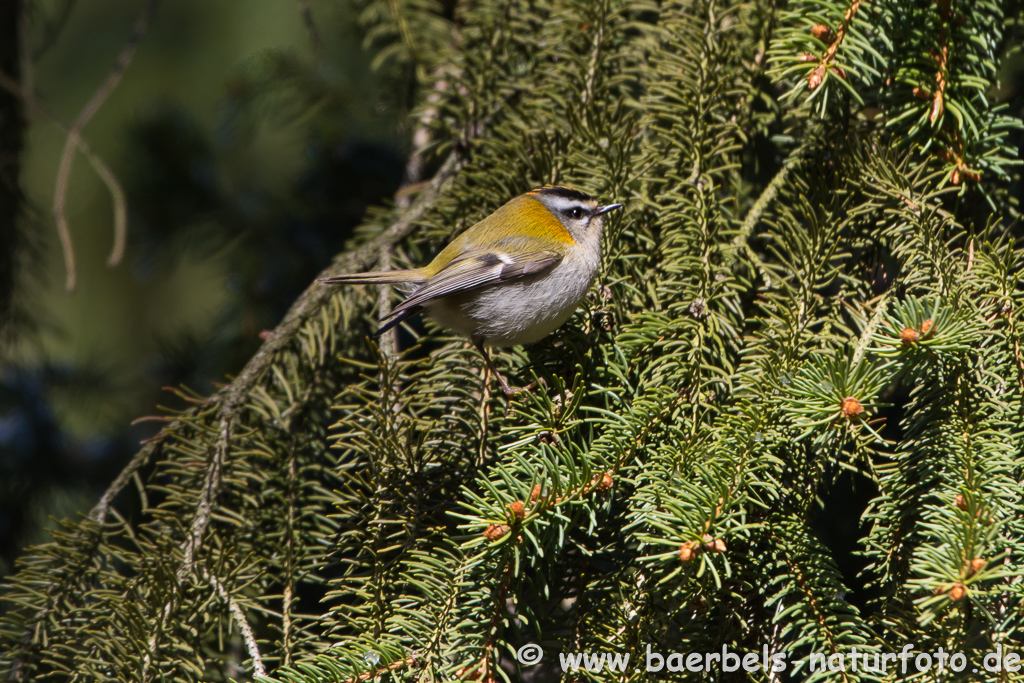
[426,243,600,347]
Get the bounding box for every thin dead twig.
[53,0,158,291]
[0,69,128,271]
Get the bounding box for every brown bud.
[951,168,961,185]
[967,558,986,576]
[901,327,920,345]
[833,64,847,80]
[484,524,510,541]
[948,583,967,601]
[712,539,727,553]
[954,494,968,511]
[921,319,935,338]
[808,66,826,89]
[810,24,835,43]
[913,86,932,100]
[841,397,865,420]
[509,501,526,522]
[798,53,818,63]
[962,168,981,183]
[930,94,944,123]
[701,535,720,553]
[530,484,542,504]
[679,542,697,562]
[596,472,614,492]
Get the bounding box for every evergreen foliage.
[3,0,1024,681]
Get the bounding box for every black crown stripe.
[531,185,594,202]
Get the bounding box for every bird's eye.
[568,207,584,219]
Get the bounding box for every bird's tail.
[321,269,427,338]
[320,269,426,287]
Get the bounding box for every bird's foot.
[502,378,545,397]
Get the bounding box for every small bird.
[322,185,622,395]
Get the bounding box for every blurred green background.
[0,0,410,574]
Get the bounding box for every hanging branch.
[7,148,463,682]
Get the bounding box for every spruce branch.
[6,0,1024,679]
[5,148,463,681]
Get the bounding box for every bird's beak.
[596,203,623,215]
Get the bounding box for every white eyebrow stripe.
[547,196,584,211]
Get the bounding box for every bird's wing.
[381,248,562,323]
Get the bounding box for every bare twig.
[94,151,128,266]
[283,441,298,667]
[0,69,129,273]
[53,0,158,291]
[376,244,396,358]
[179,416,229,578]
[205,570,266,677]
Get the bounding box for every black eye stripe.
[563,207,585,219]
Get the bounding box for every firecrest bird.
[321,186,622,395]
